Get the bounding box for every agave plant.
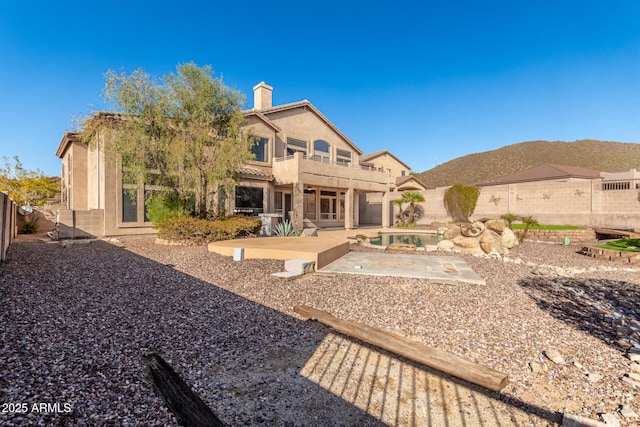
[274,219,299,236]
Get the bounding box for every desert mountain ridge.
[415,139,640,189]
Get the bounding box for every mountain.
[416,139,640,189]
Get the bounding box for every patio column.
[292,181,304,231]
[345,187,354,230]
[354,191,360,227]
[382,190,391,228]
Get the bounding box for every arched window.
[313,140,330,163]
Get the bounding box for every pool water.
[368,234,442,247]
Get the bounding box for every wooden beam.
[144,353,225,427]
[294,305,509,392]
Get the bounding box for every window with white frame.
[286,138,307,156]
[336,149,351,165]
[313,140,331,163]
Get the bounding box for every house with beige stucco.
[55,82,416,238]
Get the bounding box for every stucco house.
[359,150,427,191]
[55,82,414,237]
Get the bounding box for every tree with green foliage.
[517,215,539,242]
[0,156,59,206]
[402,191,425,224]
[443,184,480,222]
[392,198,405,225]
[79,63,254,216]
[392,191,426,225]
[500,213,519,229]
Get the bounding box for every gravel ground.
[1,236,639,426]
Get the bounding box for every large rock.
[479,230,507,254]
[443,225,461,240]
[484,218,506,234]
[461,221,485,237]
[386,242,416,252]
[437,240,455,251]
[452,235,481,250]
[437,240,454,251]
[501,227,519,248]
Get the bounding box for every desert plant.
[145,191,194,224]
[401,191,425,224]
[19,220,39,234]
[518,215,539,242]
[444,184,480,222]
[501,213,519,229]
[274,219,298,236]
[392,198,405,225]
[155,215,261,244]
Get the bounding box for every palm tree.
[392,198,405,225]
[518,215,539,242]
[401,191,425,224]
[500,213,519,229]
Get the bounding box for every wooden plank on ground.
[593,228,640,239]
[294,305,509,392]
[144,353,225,427]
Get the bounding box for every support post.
[382,191,391,228]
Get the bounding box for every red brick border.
[579,246,640,265]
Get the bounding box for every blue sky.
[1,1,639,177]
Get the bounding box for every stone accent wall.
[522,229,597,243]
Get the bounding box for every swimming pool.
[367,233,442,247]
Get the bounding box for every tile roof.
[237,166,274,181]
[360,150,411,170]
[475,164,602,186]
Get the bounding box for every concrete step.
[284,259,315,274]
[271,271,302,280]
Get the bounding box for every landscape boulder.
[461,221,485,237]
[386,242,417,252]
[437,217,520,256]
[479,229,506,255]
[484,218,506,234]
[501,227,519,248]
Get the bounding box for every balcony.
[273,152,390,192]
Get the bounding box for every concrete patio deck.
[318,252,486,285]
[207,236,350,270]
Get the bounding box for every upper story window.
[251,137,269,162]
[313,140,330,162]
[286,138,307,156]
[401,170,406,176]
[336,149,351,166]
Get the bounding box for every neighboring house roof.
[244,100,363,155]
[237,166,274,181]
[360,150,411,170]
[55,132,81,158]
[475,164,602,186]
[396,175,427,190]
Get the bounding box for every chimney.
[253,82,273,110]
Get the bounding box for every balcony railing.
[274,154,390,173]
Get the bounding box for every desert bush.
[19,220,39,234]
[145,191,194,224]
[155,215,261,244]
[444,184,480,222]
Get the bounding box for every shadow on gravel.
[519,275,640,350]
[0,239,562,426]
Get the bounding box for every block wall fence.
[361,180,640,230]
[0,193,17,261]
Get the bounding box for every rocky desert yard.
[1,235,639,426]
